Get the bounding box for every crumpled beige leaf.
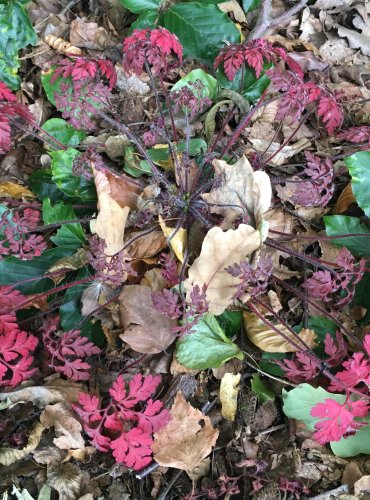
[202,155,272,227]
[218,0,246,22]
[247,138,310,166]
[243,311,316,352]
[126,230,167,259]
[47,463,84,499]
[0,182,35,198]
[81,282,113,317]
[0,421,44,466]
[0,379,84,406]
[92,167,140,256]
[153,392,219,475]
[158,214,186,263]
[119,285,177,354]
[185,224,260,315]
[220,373,241,421]
[336,24,370,56]
[70,18,111,50]
[40,403,85,450]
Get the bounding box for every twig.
[248,0,309,41]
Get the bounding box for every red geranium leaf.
[111,427,153,470]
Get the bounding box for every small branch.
[248,0,308,41]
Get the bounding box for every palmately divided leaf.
[185,224,260,315]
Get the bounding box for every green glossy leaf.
[324,215,370,258]
[41,118,86,149]
[130,10,159,30]
[283,384,370,458]
[123,146,153,177]
[251,373,275,403]
[215,64,271,102]
[42,198,86,249]
[0,0,36,89]
[162,3,240,65]
[215,310,242,337]
[176,313,243,369]
[0,247,74,294]
[29,169,73,202]
[345,151,370,217]
[171,68,220,100]
[50,148,96,201]
[308,316,337,342]
[119,0,160,13]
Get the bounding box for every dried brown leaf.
[335,183,356,214]
[0,380,84,406]
[119,285,176,354]
[153,392,219,474]
[126,230,167,259]
[40,403,85,450]
[218,0,246,22]
[0,182,35,198]
[70,19,111,50]
[185,224,260,315]
[0,421,44,466]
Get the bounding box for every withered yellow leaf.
[47,248,88,283]
[220,372,241,421]
[243,311,316,352]
[185,224,260,315]
[0,182,35,198]
[159,214,186,263]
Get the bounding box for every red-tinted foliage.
[52,56,116,89]
[338,126,370,144]
[42,318,100,381]
[73,373,170,470]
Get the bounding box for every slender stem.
[269,229,370,242]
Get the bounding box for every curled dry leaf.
[126,230,167,260]
[40,403,85,450]
[47,248,88,284]
[247,138,310,166]
[0,182,35,198]
[119,285,176,354]
[202,155,272,227]
[158,215,186,263]
[153,392,219,476]
[0,379,84,406]
[185,224,260,315]
[70,19,111,50]
[220,373,241,421]
[0,421,44,466]
[218,0,246,22]
[335,183,356,214]
[243,311,316,353]
[44,34,82,55]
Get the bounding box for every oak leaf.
[243,311,316,352]
[119,285,176,353]
[202,155,271,227]
[185,224,260,315]
[152,392,219,475]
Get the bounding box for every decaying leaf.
[218,0,246,22]
[119,285,176,354]
[335,183,356,214]
[220,373,241,421]
[153,392,219,476]
[47,463,84,500]
[40,403,85,450]
[81,282,114,317]
[0,182,35,198]
[0,380,84,407]
[47,248,88,284]
[126,230,167,259]
[185,224,260,315]
[0,421,45,466]
[158,215,186,263]
[202,155,272,226]
[70,19,111,50]
[247,138,310,166]
[243,311,316,352]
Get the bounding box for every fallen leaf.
[220,372,241,421]
[40,403,85,450]
[247,138,310,166]
[0,379,84,406]
[141,268,167,291]
[218,0,246,23]
[159,215,187,263]
[47,248,88,284]
[202,155,272,226]
[47,462,84,499]
[81,282,113,317]
[43,34,82,55]
[335,183,356,214]
[153,392,219,475]
[70,19,111,50]
[187,458,211,482]
[185,224,260,315]
[336,24,370,56]
[33,445,66,466]
[243,311,316,352]
[0,182,35,198]
[0,421,44,466]
[126,230,167,259]
[119,285,177,354]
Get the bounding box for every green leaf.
[0,247,74,294]
[130,10,159,30]
[215,65,271,102]
[50,148,96,201]
[242,0,260,12]
[308,316,338,342]
[345,151,370,217]
[162,3,240,65]
[29,169,74,203]
[123,146,153,177]
[119,0,160,14]
[41,118,86,149]
[41,68,70,106]
[176,313,243,369]
[283,384,370,458]
[215,310,242,337]
[171,68,220,100]
[42,198,86,249]
[0,0,36,89]
[353,268,370,325]
[324,215,370,258]
[251,373,275,403]
[205,100,233,141]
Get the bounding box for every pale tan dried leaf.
[170,356,200,375]
[248,138,310,166]
[336,24,370,56]
[266,34,320,54]
[250,101,279,123]
[185,224,260,315]
[126,230,167,259]
[119,285,176,354]
[212,359,243,379]
[43,35,82,55]
[81,282,113,317]
[218,0,246,22]
[202,155,272,225]
[0,421,44,466]
[47,463,83,499]
[243,312,316,352]
[0,380,84,406]
[158,215,186,263]
[70,19,111,50]
[64,447,96,463]
[268,290,283,313]
[187,457,211,481]
[0,182,35,198]
[141,268,167,291]
[40,403,85,450]
[153,392,219,473]
[33,446,66,466]
[220,373,241,421]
